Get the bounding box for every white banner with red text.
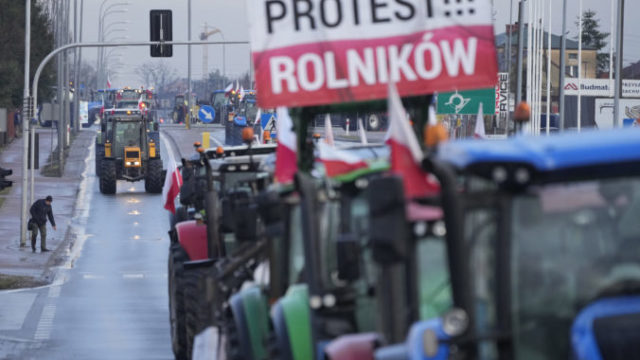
[247,0,499,108]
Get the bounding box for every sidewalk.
[0,128,95,284]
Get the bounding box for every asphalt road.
[0,131,179,360]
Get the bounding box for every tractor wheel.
[145,158,163,193]
[169,243,189,360]
[99,160,116,194]
[95,147,104,176]
[184,266,213,360]
[367,113,381,131]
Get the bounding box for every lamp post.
[97,6,128,87]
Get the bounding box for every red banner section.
[253,26,497,108]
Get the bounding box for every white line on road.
[210,133,223,147]
[122,273,144,279]
[47,285,61,298]
[34,304,56,340]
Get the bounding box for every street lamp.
[103,28,127,39]
[97,6,128,87]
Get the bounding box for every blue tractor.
[370,129,640,359]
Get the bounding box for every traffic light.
[150,10,173,57]
[0,166,12,191]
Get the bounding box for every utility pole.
[73,0,81,135]
[186,0,192,130]
[558,0,568,132]
[515,0,525,132]
[21,0,32,246]
[613,0,625,128]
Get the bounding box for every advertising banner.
[564,79,640,98]
[248,0,498,108]
[594,98,640,129]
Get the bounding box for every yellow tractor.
[96,111,163,194]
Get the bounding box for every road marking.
[34,304,56,340]
[122,273,144,279]
[82,274,104,280]
[210,133,223,147]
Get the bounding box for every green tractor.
[95,111,163,194]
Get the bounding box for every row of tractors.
[166,95,640,360]
[95,88,164,195]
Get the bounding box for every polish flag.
[324,114,335,146]
[275,107,297,184]
[106,73,112,89]
[474,103,486,139]
[387,82,439,198]
[239,86,245,101]
[224,82,234,96]
[317,141,367,178]
[162,157,183,214]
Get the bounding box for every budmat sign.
[248,0,498,108]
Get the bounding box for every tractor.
[167,141,276,359]
[95,111,163,194]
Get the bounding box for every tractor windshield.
[510,176,640,359]
[462,176,640,359]
[114,121,142,149]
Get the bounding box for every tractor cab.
[373,129,640,360]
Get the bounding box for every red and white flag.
[324,114,335,146]
[224,82,234,96]
[387,82,439,198]
[106,73,112,89]
[317,141,367,178]
[162,157,183,214]
[275,107,297,184]
[474,103,486,139]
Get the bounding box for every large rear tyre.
[99,160,116,194]
[184,266,213,360]
[145,158,163,193]
[169,243,189,360]
[95,146,104,176]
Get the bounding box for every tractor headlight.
[126,161,133,166]
[134,161,140,166]
[442,308,469,337]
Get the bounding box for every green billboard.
[437,88,496,115]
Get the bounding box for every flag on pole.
[317,141,368,178]
[239,85,245,101]
[324,114,335,146]
[106,73,112,89]
[474,103,486,139]
[162,157,183,214]
[224,82,234,96]
[387,82,439,198]
[275,107,297,184]
[357,118,368,144]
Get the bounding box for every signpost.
[247,0,498,108]
[198,105,215,123]
[437,88,495,115]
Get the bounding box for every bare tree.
[134,60,178,96]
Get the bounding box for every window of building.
[569,53,578,60]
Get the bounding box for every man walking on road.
[27,195,56,253]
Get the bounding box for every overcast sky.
[75,0,639,89]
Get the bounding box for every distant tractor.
[95,110,163,194]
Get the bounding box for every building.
[496,24,598,99]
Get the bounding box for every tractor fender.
[271,284,314,360]
[325,333,384,360]
[175,220,208,261]
[229,286,270,359]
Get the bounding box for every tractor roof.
[437,128,640,176]
[205,144,277,159]
[209,153,274,173]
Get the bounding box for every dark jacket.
[30,199,55,227]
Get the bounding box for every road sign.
[248,0,498,108]
[198,105,215,123]
[150,10,173,57]
[437,88,495,115]
[595,98,640,129]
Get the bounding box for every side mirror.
[368,176,407,265]
[336,233,361,282]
